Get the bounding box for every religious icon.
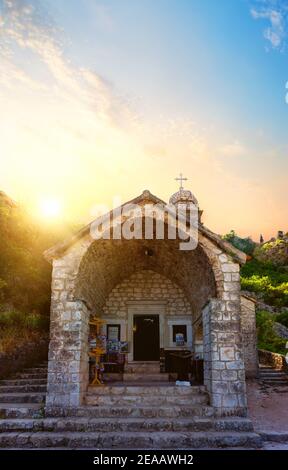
[175,333,185,347]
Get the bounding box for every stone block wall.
[258,349,288,371]
[203,298,247,417]
[46,299,90,415]
[240,295,258,378]
[103,270,192,319]
[45,217,248,416]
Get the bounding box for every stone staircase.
[259,365,288,387]
[123,361,169,382]
[0,363,262,448]
[0,363,47,419]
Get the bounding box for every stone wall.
[75,236,217,315]
[240,296,258,378]
[103,270,192,319]
[203,297,247,417]
[45,209,248,415]
[258,349,288,371]
[102,270,194,357]
[0,334,48,380]
[46,300,90,415]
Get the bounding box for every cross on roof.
[175,173,188,191]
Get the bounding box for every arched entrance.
[74,237,216,381]
[45,190,248,417]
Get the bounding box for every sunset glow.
[39,198,62,219]
[0,0,287,239]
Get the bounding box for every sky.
[0,0,287,240]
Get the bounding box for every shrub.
[256,310,287,355]
[0,310,48,330]
[241,259,288,307]
[222,230,256,255]
[275,311,288,328]
[0,310,49,353]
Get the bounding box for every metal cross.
[175,173,188,190]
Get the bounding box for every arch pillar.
[45,252,90,415]
[203,297,247,417]
[45,298,89,415]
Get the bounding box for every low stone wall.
[0,334,49,379]
[258,349,288,372]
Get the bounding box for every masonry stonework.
[44,190,254,418]
[240,296,258,378]
[203,296,247,417]
[103,270,192,319]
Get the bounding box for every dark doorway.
[133,315,160,361]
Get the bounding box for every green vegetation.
[222,230,256,255]
[0,194,53,313]
[254,237,288,267]
[256,310,287,355]
[0,310,49,353]
[275,311,288,328]
[0,191,75,353]
[240,259,288,307]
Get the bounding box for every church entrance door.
[133,315,160,361]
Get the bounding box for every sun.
[39,198,62,218]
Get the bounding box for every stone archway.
[44,191,248,417]
[74,237,217,315]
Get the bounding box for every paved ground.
[246,379,288,450]
[247,379,288,432]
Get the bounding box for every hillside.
[0,191,52,314]
[224,230,288,355]
[0,191,73,353]
[254,234,288,266]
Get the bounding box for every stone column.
[45,298,89,415]
[240,296,258,378]
[203,298,247,417]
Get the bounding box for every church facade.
[44,188,258,418]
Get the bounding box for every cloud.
[250,1,288,49]
[219,141,247,158]
[0,0,134,127]
[0,1,286,239]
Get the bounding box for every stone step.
[87,385,206,395]
[259,380,288,386]
[0,431,262,449]
[125,363,160,373]
[63,405,215,419]
[259,375,287,379]
[14,373,47,380]
[0,404,43,419]
[0,379,47,386]
[0,385,47,393]
[259,431,288,443]
[103,373,123,382]
[0,417,254,433]
[22,368,48,374]
[259,372,287,376]
[259,376,288,381]
[0,393,45,404]
[123,373,169,382]
[85,393,209,406]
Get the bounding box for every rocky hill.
[254,233,288,267]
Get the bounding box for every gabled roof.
[44,189,247,264]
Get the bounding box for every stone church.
[44,185,258,422]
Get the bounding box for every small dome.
[169,188,199,207]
